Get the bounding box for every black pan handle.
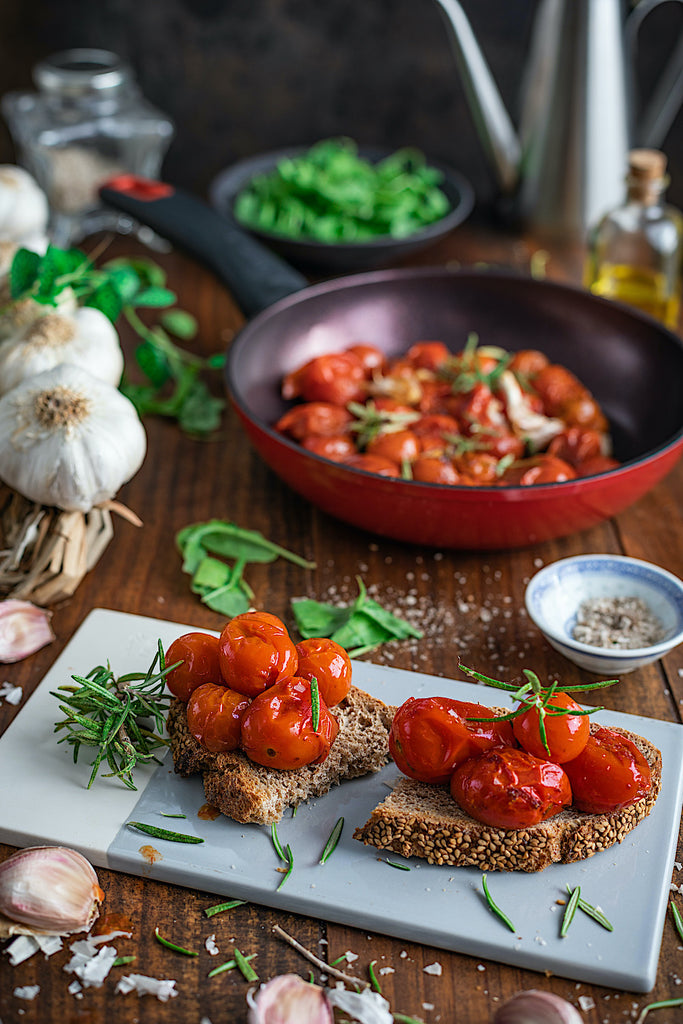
[99,175,308,318]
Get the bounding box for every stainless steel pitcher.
[433,0,683,237]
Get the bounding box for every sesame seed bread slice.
[166,686,395,825]
[353,726,662,873]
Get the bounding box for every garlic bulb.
[0,308,124,395]
[493,989,583,1024]
[0,363,147,512]
[0,599,54,662]
[0,846,103,935]
[247,974,334,1024]
[0,166,49,242]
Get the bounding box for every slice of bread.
[166,685,395,825]
[353,725,662,873]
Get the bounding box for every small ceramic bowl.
[524,554,683,674]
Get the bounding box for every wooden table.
[1,222,682,1024]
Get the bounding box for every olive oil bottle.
[585,150,682,330]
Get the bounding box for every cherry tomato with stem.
[240,676,339,769]
[275,402,352,440]
[513,690,590,763]
[451,747,572,829]
[562,726,652,814]
[295,637,352,707]
[186,682,251,753]
[164,632,221,702]
[219,611,298,698]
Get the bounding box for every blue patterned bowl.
[524,555,683,674]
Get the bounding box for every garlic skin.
[0,363,147,512]
[0,599,54,662]
[247,974,334,1024]
[0,166,49,242]
[0,846,104,935]
[0,284,78,343]
[493,989,583,1024]
[0,308,124,395]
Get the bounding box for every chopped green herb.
[154,926,198,956]
[277,844,295,891]
[160,812,187,819]
[635,998,683,1024]
[671,900,683,941]
[204,899,247,918]
[368,959,382,993]
[292,576,422,656]
[385,859,411,871]
[319,817,344,864]
[310,677,320,732]
[271,823,287,863]
[208,952,257,978]
[560,885,581,937]
[127,821,204,844]
[330,954,348,966]
[233,946,259,982]
[112,955,136,967]
[393,1015,426,1024]
[566,885,613,931]
[481,873,515,933]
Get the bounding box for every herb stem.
[204,899,247,918]
[319,817,344,864]
[481,873,516,933]
[154,926,198,956]
[272,924,370,989]
[127,822,204,844]
[233,947,259,982]
[560,885,581,937]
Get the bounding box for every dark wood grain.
[0,223,681,1024]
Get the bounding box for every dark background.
[0,0,681,217]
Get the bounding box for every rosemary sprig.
[160,812,187,819]
[112,955,136,967]
[560,885,581,937]
[347,400,420,448]
[271,823,287,862]
[481,873,516,933]
[154,926,198,956]
[127,821,204,844]
[204,899,247,918]
[52,641,174,790]
[319,817,344,864]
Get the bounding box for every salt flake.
[0,681,22,705]
[14,985,40,999]
[205,934,219,956]
[578,995,596,1011]
[5,935,40,965]
[327,987,393,1024]
[64,940,118,988]
[424,962,442,976]
[116,974,178,1001]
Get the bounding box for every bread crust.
[353,725,662,872]
[166,686,395,825]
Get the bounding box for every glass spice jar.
[584,149,683,330]
[2,48,174,245]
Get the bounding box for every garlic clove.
[0,599,54,662]
[0,846,104,935]
[493,989,584,1024]
[247,974,334,1024]
[0,166,49,242]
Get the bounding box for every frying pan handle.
[99,175,308,318]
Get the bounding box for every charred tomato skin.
[450,746,573,829]
[164,631,222,702]
[218,611,298,698]
[562,726,652,814]
[240,676,339,770]
[389,696,515,785]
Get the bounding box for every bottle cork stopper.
[628,149,667,181]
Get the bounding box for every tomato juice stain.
[198,802,220,821]
[139,844,162,864]
[92,911,134,936]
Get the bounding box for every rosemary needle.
[127,821,204,844]
[154,926,198,956]
[234,947,259,982]
[481,873,516,933]
[561,885,581,937]
[319,817,344,864]
[635,998,683,1024]
[208,952,257,978]
[368,959,382,993]
[310,676,320,732]
[277,844,294,891]
[204,899,247,918]
[567,884,613,931]
[671,900,683,942]
[271,822,287,862]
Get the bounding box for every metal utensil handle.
[626,0,683,148]
[99,175,308,318]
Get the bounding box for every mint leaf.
[161,309,198,340]
[9,248,41,297]
[84,281,123,322]
[178,380,224,437]
[133,286,176,308]
[136,338,172,387]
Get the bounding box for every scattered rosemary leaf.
[277,844,294,891]
[208,952,257,978]
[234,947,259,982]
[567,884,613,932]
[330,954,348,966]
[154,926,198,956]
[560,885,581,937]
[481,873,516,933]
[204,899,247,918]
[160,812,187,819]
[127,821,204,844]
[635,998,683,1024]
[671,900,683,942]
[393,1015,427,1024]
[368,959,382,993]
[385,859,411,871]
[271,823,287,863]
[112,955,136,967]
[310,676,320,732]
[319,816,344,864]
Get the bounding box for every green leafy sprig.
[177,519,316,617]
[292,576,422,657]
[8,244,225,438]
[459,664,617,757]
[437,333,511,394]
[52,641,174,790]
[347,400,421,448]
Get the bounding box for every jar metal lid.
[33,49,132,97]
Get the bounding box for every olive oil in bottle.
[585,150,683,329]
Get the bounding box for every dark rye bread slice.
[353,725,662,873]
[166,685,395,825]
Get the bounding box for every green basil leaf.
[136,338,172,387]
[291,598,353,639]
[133,286,177,308]
[83,281,124,323]
[161,308,198,340]
[191,556,231,592]
[177,380,225,437]
[9,247,41,297]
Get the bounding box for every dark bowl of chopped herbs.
[209,139,474,272]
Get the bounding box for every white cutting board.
[1,607,682,992]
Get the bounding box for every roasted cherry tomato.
[450,747,572,829]
[295,637,352,707]
[530,364,585,417]
[186,682,250,753]
[575,454,621,477]
[512,690,590,764]
[219,611,298,697]
[508,349,549,376]
[275,402,352,440]
[346,343,385,374]
[164,631,221,702]
[344,453,401,477]
[302,434,356,461]
[499,454,577,485]
[406,341,450,370]
[366,429,420,464]
[240,676,339,769]
[547,426,604,468]
[282,352,366,406]
[562,727,652,814]
[389,697,515,785]
[454,451,499,484]
[411,454,461,485]
[561,395,608,432]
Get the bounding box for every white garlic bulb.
[0,363,147,512]
[0,845,103,935]
[0,166,49,242]
[0,308,124,395]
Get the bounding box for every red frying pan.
[101,176,683,550]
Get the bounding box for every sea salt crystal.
[0,682,22,705]
[115,974,178,1001]
[205,934,219,956]
[327,987,393,1023]
[424,962,442,976]
[13,985,39,1000]
[344,950,359,962]
[578,995,596,1011]
[63,940,118,988]
[5,936,40,966]
[379,967,395,975]
[423,1003,435,1011]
